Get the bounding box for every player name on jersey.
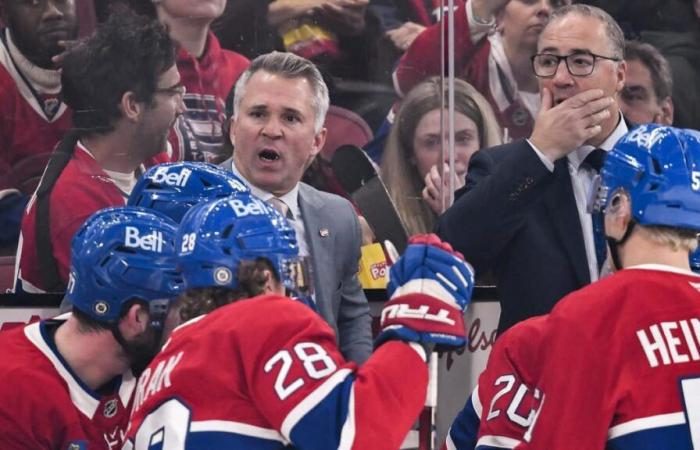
[637,318,700,367]
[133,351,184,411]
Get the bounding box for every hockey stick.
[331,145,409,254]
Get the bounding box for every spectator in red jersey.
[15,10,185,293]
[0,0,78,251]
[121,0,249,164]
[394,0,570,142]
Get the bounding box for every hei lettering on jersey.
[230,196,268,217]
[124,227,164,253]
[149,166,192,187]
[133,351,184,412]
[637,318,700,367]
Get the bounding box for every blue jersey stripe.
[608,423,692,450]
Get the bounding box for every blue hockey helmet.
[589,124,700,231]
[177,193,311,295]
[128,162,250,223]
[67,206,184,324]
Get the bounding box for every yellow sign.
[358,243,389,289]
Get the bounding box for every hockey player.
[124,194,475,450]
[127,161,249,223]
[444,316,545,450]
[516,124,700,449]
[0,206,183,449]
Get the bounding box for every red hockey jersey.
[519,265,700,450]
[0,317,135,450]
[167,32,249,164]
[16,143,128,292]
[444,316,545,450]
[124,294,428,449]
[393,1,536,140]
[0,29,72,191]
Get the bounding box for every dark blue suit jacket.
[436,139,590,334]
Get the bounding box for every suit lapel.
[298,185,331,310]
[544,159,590,286]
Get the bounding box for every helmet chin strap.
[605,219,637,271]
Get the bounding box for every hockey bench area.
[0,285,500,449]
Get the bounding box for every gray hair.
[233,51,330,133]
[624,40,673,101]
[548,4,625,59]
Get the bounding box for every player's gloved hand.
[375,233,474,351]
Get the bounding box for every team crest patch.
[43,98,60,120]
[103,398,118,418]
[66,441,87,450]
[214,267,232,285]
[93,301,110,316]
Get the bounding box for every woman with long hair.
[381,77,502,234]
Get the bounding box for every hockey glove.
[375,234,474,351]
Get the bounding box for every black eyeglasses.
[531,52,621,78]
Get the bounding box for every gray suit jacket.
[221,158,372,363]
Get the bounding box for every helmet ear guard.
[128,161,249,223]
[67,206,184,326]
[691,244,700,274]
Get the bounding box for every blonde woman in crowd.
[381,77,502,234]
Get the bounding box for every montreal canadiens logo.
[214,267,232,285]
[103,399,118,418]
[93,301,110,316]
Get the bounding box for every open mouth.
[259,149,280,162]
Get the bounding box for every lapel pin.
[319,228,330,237]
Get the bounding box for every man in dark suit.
[221,51,372,363]
[437,4,629,334]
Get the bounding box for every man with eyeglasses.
[437,4,628,335]
[15,10,186,294]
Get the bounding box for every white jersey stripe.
[607,412,686,440]
[338,384,357,450]
[476,434,522,449]
[190,420,286,443]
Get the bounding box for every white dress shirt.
[528,115,628,282]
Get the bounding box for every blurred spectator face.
[537,13,625,126]
[412,108,481,182]
[619,58,673,125]
[141,64,186,157]
[230,70,326,196]
[155,0,225,22]
[499,0,559,50]
[0,0,78,69]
